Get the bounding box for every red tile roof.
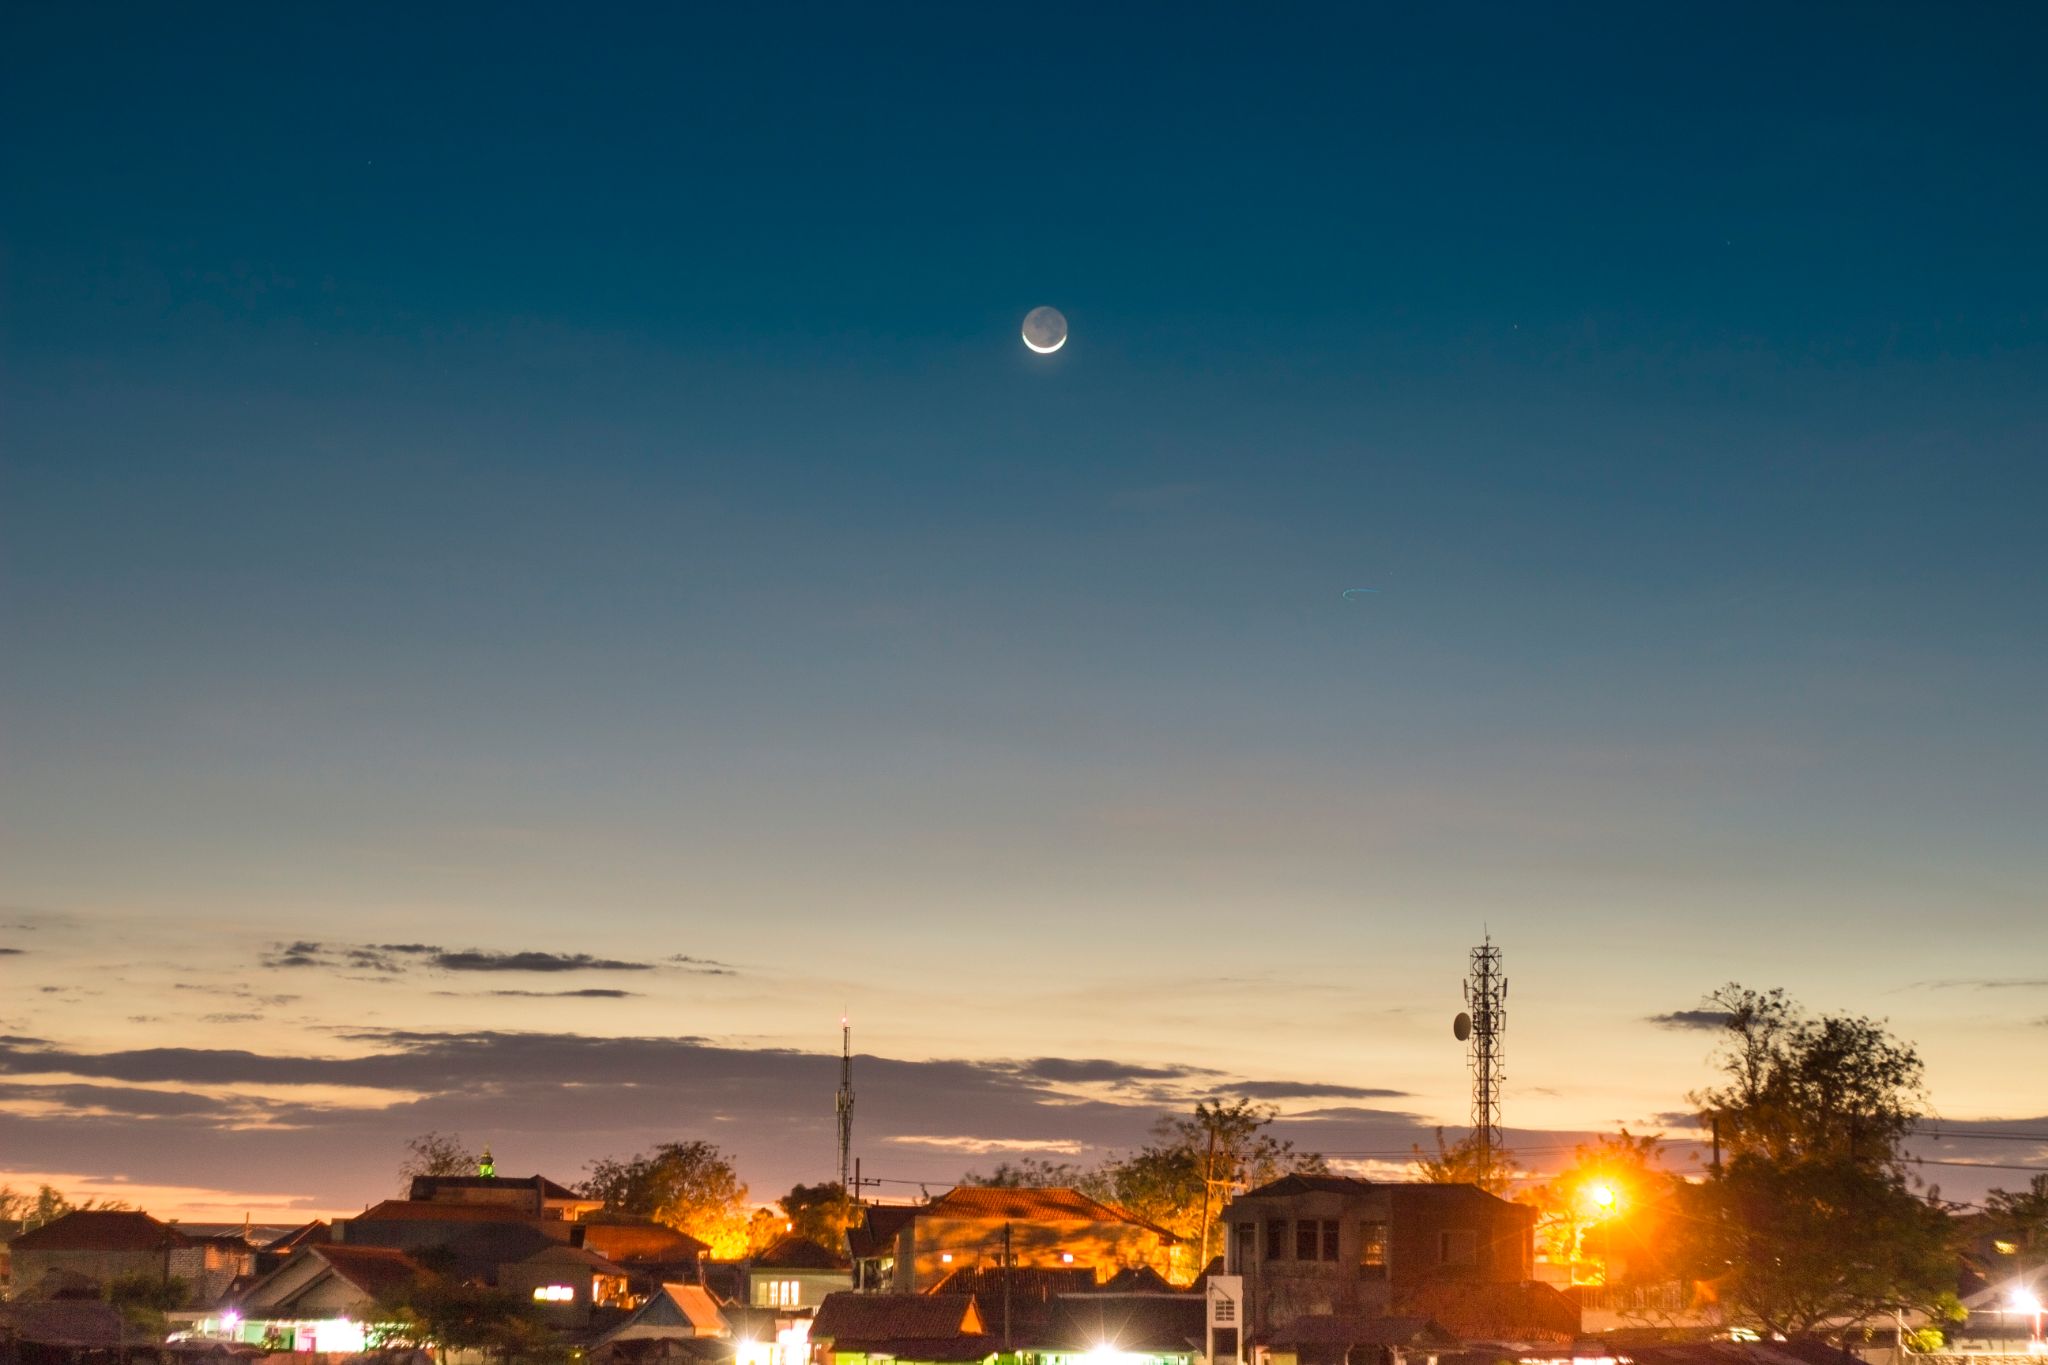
[812,1293,983,1342]
[752,1235,848,1270]
[924,1187,1176,1239]
[7,1210,191,1252]
[310,1245,432,1299]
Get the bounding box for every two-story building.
[1218,1174,1566,1343]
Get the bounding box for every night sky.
[3,4,2046,1219]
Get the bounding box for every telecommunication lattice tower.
[835,1014,855,1193]
[1464,935,1507,1186]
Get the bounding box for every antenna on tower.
[835,1012,855,1196]
[1461,933,1507,1189]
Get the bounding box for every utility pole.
[1002,1222,1014,1356]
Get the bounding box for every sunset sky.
[3,4,2045,1221]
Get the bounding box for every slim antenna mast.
[835,1012,855,1192]
[1463,934,1507,1187]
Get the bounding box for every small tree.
[378,1280,556,1365]
[106,1272,189,1332]
[1984,1175,2048,1266]
[1098,1098,1328,1278]
[1411,1126,1518,1194]
[581,1140,750,1256]
[399,1132,481,1191]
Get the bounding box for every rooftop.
[813,1292,984,1342]
[922,1187,1175,1238]
[7,1209,191,1252]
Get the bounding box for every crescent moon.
[1021,306,1068,354]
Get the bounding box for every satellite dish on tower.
[1453,1011,1472,1041]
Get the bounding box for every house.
[499,1242,636,1324]
[6,1210,253,1308]
[209,1243,431,1353]
[1217,1175,1553,1339]
[1249,1313,1458,1365]
[1043,1291,1210,1365]
[747,1236,852,1311]
[594,1282,730,1344]
[810,1292,991,1365]
[332,1198,567,1284]
[581,1212,713,1277]
[849,1189,1179,1294]
[406,1173,607,1222]
[0,1299,165,1360]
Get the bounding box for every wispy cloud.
[887,1136,1087,1155]
[259,941,666,975]
[1648,1009,1733,1030]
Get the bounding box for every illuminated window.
[1359,1221,1388,1277]
[532,1285,575,1302]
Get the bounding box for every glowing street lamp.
[2009,1286,2044,1353]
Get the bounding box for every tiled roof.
[1045,1294,1206,1354]
[517,1243,630,1274]
[812,1293,983,1342]
[847,1204,918,1259]
[355,1199,544,1223]
[816,1336,996,1361]
[263,1221,331,1252]
[1257,1315,1456,1349]
[923,1188,1176,1238]
[1239,1174,1376,1199]
[408,1174,593,1202]
[7,1209,191,1252]
[752,1235,848,1270]
[312,1245,433,1299]
[928,1267,1097,1302]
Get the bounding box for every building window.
[533,1285,574,1302]
[1293,1219,1338,1262]
[1359,1221,1388,1277]
[1233,1223,1255,1274]
[1266,1219,1288,1261]
[760,1279,802,1308]
[1438,1230,1477,1266]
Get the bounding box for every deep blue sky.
[3,4,2045,1214]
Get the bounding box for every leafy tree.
[377,1280,559,1365]
[106,1272,189,1330]
[1411,1127,1518,1194]
[0,1184,130,1231]
[778,1181,856,1249]
[1678,984,1960,1336]
[581,1140,750,1257]
[1983,1175,2048,1265]
[1100,1098,1328,1277]
[399,1132,481,1191]
[961,1159,1100,1191]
